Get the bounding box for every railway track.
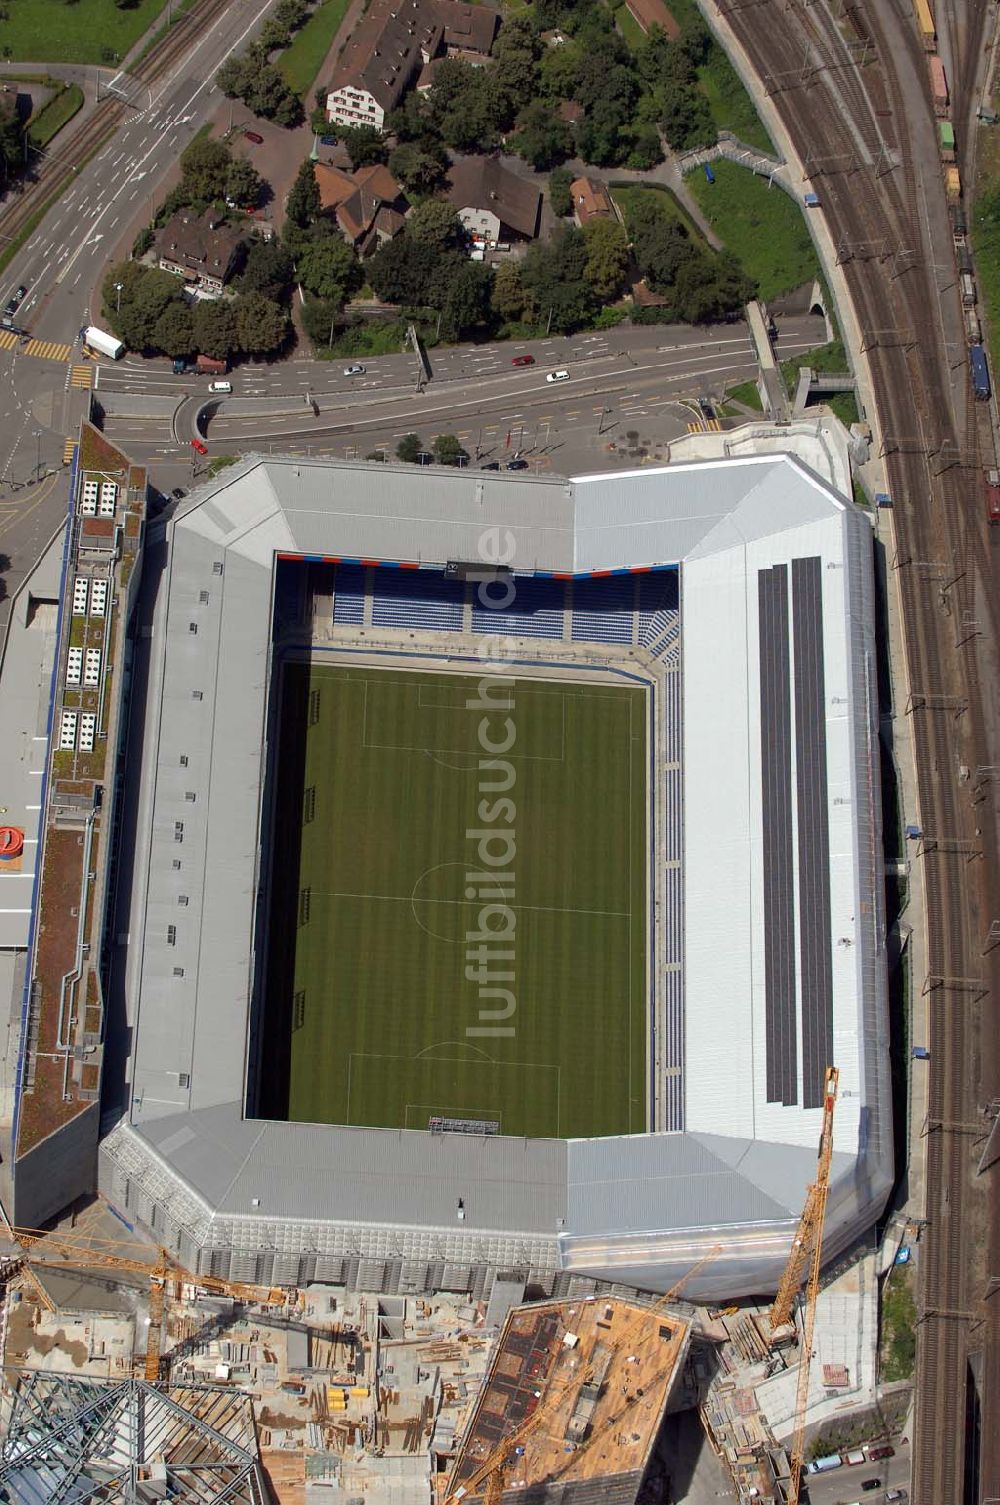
[0,0,227,252]
[715,0,996,1499]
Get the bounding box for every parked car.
[546,369,570,382]
[507,458,529,470]
[480,460,500,470]
[343,364,366,376]
[320,133,338,146]
[243,129,263,144]
[843,1451,867,1467]
[862,1481,882,1492]
[866,1447,895,1462]
[191,438,208,455]
[171,487,187,500]
[512,354,535,366]
[886,1491,907,1501]
[4,284,27,316]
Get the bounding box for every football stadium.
[97,448,892,1300]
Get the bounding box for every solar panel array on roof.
[758,564,797,1106]
[792,557,834,1110]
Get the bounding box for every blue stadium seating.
[637,570,680,651]
[372,568,465,632]
[470,575,565,639]
[333,564,367,625]
[571,575,635,645]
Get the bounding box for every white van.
[209,380,232,394]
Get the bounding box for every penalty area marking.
[347,1052,561,1135]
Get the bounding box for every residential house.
[326,0,500,132]
[326,0,443,133]
[314,161,409,255]
[569,177,617,227]
[155,210,244,296]
[445,158,542,248]
[435,0,500,59]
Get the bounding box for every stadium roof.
[105,452,892,1298]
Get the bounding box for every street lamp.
[114,281,123,313]
[33,429,42,482]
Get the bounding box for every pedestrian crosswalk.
[63,438,77,465]
[69,364,93,389]
[687,418,723,433]
[0,329,18,351]
[22,338,73,362]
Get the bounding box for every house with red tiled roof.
[569,177,617,227]
[314,161,409,256]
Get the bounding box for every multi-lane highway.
[90,316,826,468]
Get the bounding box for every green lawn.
[612,182,706,245]
[262,660,648,1138]
[0,0,171,65]
[689,159,820,301]
[279,0,352,97]
[28,83,83,149]
[614,3,647,50]
[697,47,774,155]
[973,184,1000,379]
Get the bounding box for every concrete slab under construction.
[446,1297,692,1505]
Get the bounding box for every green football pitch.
[261,661,648,1140]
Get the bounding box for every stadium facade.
[96,451,892,1301]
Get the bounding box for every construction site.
[0,1064,911,1505]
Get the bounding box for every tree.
[658,78,714,151]
[631,211,695,291]
[216,54,250,99]
[491,13,543,117]
[396,433,423,462]
[241,239,294,300]
[246,63,303,126]
[433,433,468,465]
[407,198,465,252]
[179,136,231,201]
[340,124,389,170]
[296,235,362,305]
[548,166,574,220]
[520,228,597,332]
[300,294,344,348]
[491,260,526,322]
[389,142,447,195]
[510,100,572,171]
[235,292,290,354]
[110,266,186,350]
[132,225,154,258]
[225,157,264,208]
[152,302,196,358]
[285,158,321,229]
[366,236,442,305]
[582,217,629,299]
[624,123,662,170]
[193,299,238,360]
[439,260,492,340]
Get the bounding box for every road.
[91,316,825,467]
[0,0,282,487]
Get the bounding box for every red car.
[244,129,263,145]
[190,438,208,455]
[512,355,535,366]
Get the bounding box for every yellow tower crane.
[9,1226,292,1382]
[767,1066,840,1338]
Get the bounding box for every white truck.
[84,325,125,360]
